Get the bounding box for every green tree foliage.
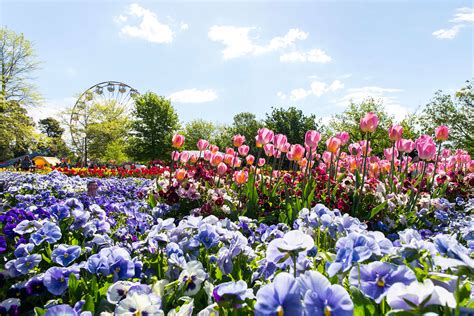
[86,101,130,162]
[265,106,321,145]
[328,99,398,156]
[38,117,64,138]
[181,119,221,150]
[227,112,262,151]
[417,80,474,154]
[1,27,41,106]
[129,92,180,161]
[0,100,35,160]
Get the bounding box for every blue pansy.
[30,222,62,246]
[51,244,82,267]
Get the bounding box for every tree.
[129,92,180,161]
[181,119,219,150]
[1,27,41,106]
[417,80,474,154]
[38,117,64,138]
[0,100,35,161]
[327,98,396,156]
[265,106,321,145]
[86,101,130,162]
[227,112,262,151]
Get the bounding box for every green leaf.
[369,201,387,219]
[82,294,95,313]
[148,193,157,208]
[34,307,47,316]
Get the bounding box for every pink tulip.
[217,162,228,175]
[230,157,241,168]
[197,139,209,151]
[210,153,224,166]
[388,125,403,141]
[286,152,294,161]
[435,125,449,141]
[246,155,255,165]
[189,154,198,164]
[172,134,185,148]
[305,130,321,148]
[281,142,291,153]
[203,150,212,161]
[238,145,250,156]
[322,151,332,164]
[290,144,305,161]
[180,151,190,164]
[264,144,274,157]
[210,145,219,153]
[258,158,266,167]
[171,151,180,161]
[335,131,350,145]
[224,154,233,165]
[360,112,379,133]
[232,134,246,147]
[416,135,437,161]
[225,147,234,156]
[256,128,274,146]
[274,134,288,150]
[384,148,399,160]
[234,170,248,185]
[396,139,415,153]
[326,137,342,154]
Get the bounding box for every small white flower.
[178,261,207,296]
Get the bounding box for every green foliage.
[129,92,180,161]
[417,80,474,154]
[0,27,42,106]
[181,119,222,150]
[0,100,35,160]
[38,117,64,138]
[265,106,321,145]
[328,99,396,156]
[85,101,130,162]
[228,112,262,150]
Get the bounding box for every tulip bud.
[172,134,185,148]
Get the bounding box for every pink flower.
[226,147,235,156]
[335,131,350,145]
[360,112,379,133]
[290,144,305,161]
[435,125,449,141]
[256,128,274,146]
[258,158,266,167]
[281,142,291,153]
[326,137,342,154]
[172,134,185,148]
[388,125,403,141]
[396,139,415,153]
[264,144,274,157]
[416,135,437,161]
[384,147,399,160]
[189,154,198,164]
[232,134,246,147]
[273,134,288,150]
[210,145,219,153]
[304,130,321,148]
[234,170,248,185]
[238,145,250,156]
[171,151,180,161]
[203,150,212,161]
[197,139,209,151]
[246,155,255,165]
[217,162,228,175]
[175,168,186,181]
[180,151,190,164]
[210,153,223,166]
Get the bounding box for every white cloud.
[432,25,463,39]
[336,86,409,121]
[208,25,308,60]
[450,7,474,23]
[180,22,189,30]
[115,3,174,44]
[433,7,473,40]
[278,80,344,101]
[280,48,332,63]
[168,89,218,103]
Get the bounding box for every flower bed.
[0,171,473,315]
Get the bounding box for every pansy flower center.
[63,253,69,258]
[276,305,284,316]
[324,306,332,316]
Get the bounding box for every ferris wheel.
[69,81,139,164]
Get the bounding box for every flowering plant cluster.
[0,171,473,315]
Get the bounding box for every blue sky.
[2,0,473,126]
